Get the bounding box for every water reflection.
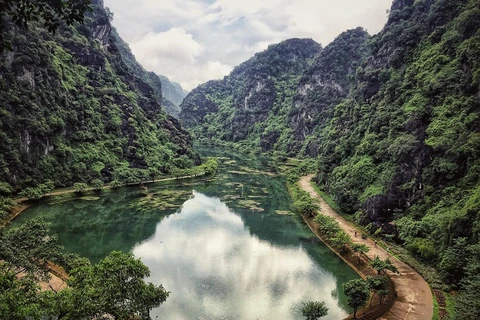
[135,192,349,320]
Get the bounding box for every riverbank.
[3,170,217,227]
[299,175,433,320]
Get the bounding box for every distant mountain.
[158,75,188,117]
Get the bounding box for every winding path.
[299,175,433,320]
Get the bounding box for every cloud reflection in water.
[133,191,349,320]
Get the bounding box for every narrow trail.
[299,175,433,320]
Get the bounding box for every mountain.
[180,0,480,308]
[0,0,199,191]
[179,38,322,151]
[158,75,188,117]
[315,0,480,295]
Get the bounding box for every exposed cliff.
[313,0,480,298]
[181,0,480,303]
[288,28,370,156]
[180,38,322,150]
[158,75,188,117]
[0,0,199,190]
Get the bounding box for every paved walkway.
[300,175,433,320]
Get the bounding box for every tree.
[0,220,62,281]
[301,301,328,320]
[330,231,352,253]
[438,237,468,287]
[314,214,340,237]
[294,198,319,217]
[0,247,169,320]
[0,0,92,51]
[370,256,398,275]
[110,180,123,189]
[0,182,12,196]
[343,279,370,319]
[351,243,370,264]
[91,179,104,191]
[68,251,169,319]
[41,180,55,195]
[19,186,44,200]
[0,197,14,220]
[73,182,88,193]
[366,276,389,304]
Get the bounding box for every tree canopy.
[0,0,92,51]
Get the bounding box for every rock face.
[180,32,371,156]
[313,0,480,246]
[179,38,322,149]
[180,0,480,283]
[158,75,188,117]
[0,1,199,189]
[289,28,370,156]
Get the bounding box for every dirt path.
[300,175,433,320]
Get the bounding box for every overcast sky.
[103,0,393,91]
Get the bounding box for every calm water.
[12,146,359,319]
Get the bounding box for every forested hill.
[0,0,200,192]
[158,75,188,117]
[181,0,480,313]
[179,38,322,150]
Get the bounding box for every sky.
[103,0,393,91]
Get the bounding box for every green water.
[11,146,359,319]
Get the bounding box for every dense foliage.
[0,0,199,193]
[183,0,480,309]
[300,301,328,320]
[180,38,322,153]
[158,74,188,117]
[343,279,370,319]
[313,0,480,300]
[0,0,91,52]
[0,221,168,320]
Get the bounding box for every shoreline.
[3,171,216,227]
[299,174,433,320]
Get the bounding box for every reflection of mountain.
[12,189,189,263]
[12,145,359,319]
[135,192,355,320]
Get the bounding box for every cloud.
[104,0,393,91]
[131,28,202,65]
[133,192,352,319]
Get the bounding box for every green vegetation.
[0,0,199,194]
[182,0,480,312]
[0,197,14,220]
[343,279,370,319]
[0,0,92,52]
[180,38,323,155]
[351,243,370,264]
[370,256,399,275]
[312,213,354,254]
[19,181,54,199]
[0,220,168,319]
[301,301,328,320]
[91,178,104,191]
[73,182,88,193]
[366,276,389,305]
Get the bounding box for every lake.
[11,146,359,319]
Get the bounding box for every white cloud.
[104,0,393,91]
[131,28,202,66]
[128,28,232,90]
